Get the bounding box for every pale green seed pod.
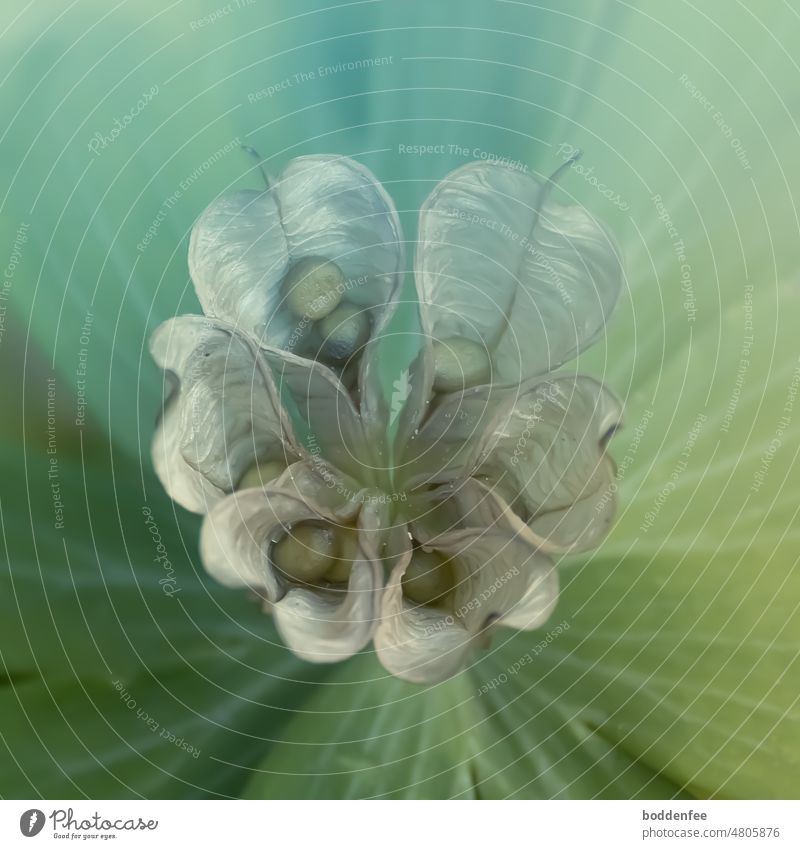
[325,528,361,583]
[283,256,345,320]
[237,459,288,490]
[432,337,491,392]
[271,522,337,584]
[318,304,371,362]
[401,549,455,606]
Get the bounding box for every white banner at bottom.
[2,799,797,848]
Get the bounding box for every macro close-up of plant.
[153,153,623,683]
[1,0,799,807]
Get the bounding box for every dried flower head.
[150,153,623,682]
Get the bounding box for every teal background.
[0,0,798,798]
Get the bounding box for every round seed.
[325,529,361,583]
[271,522,337,584]
[401,549,455,606]
[318,304,371,362]
[432,337,491,392]
[283,256,345,320]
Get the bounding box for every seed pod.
[271,522,337,583]
[283,256,345,320]
[401,549,455,606]
[432,337,491,393]
[318,304,371,362]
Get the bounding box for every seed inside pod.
[401,548,455,606]
[432,337,491,393]
[318,304,371,362]
[271,522,337,584]
[237,458,288,490]
[325,528,362,583]
[283,256,345,320]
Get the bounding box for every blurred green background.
[1,0,798,798]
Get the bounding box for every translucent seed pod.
[401,548,455,606]
[283,256,345,320]
[432,337,491,393]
